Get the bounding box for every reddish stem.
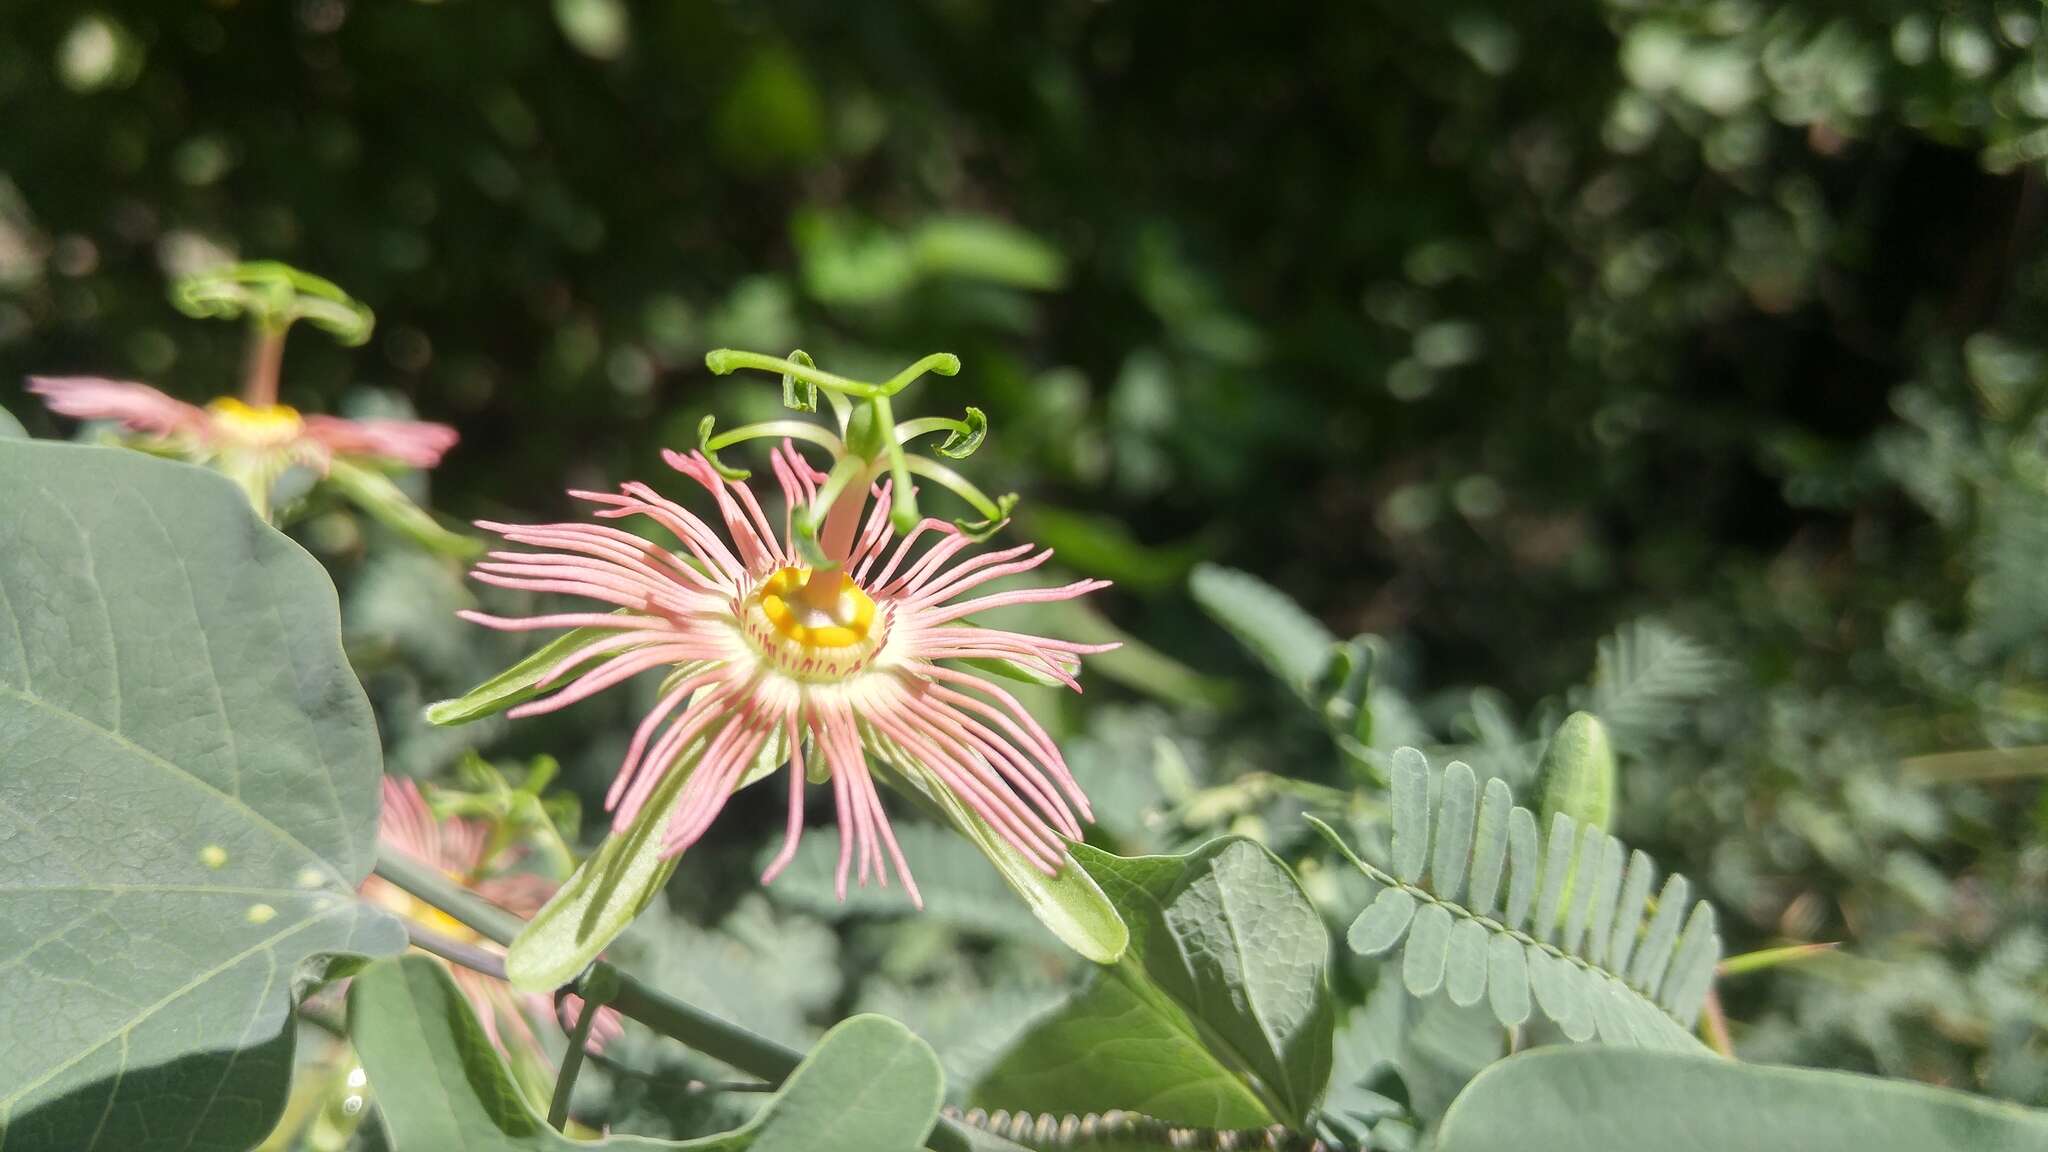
[243,325,287,408]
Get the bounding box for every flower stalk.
[243,323,287,408]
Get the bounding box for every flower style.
[459,442,1115,907]
[361,777,622,1061]
[27,376,457,470]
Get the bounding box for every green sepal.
[887,755,1128,964]
[958,654,1072,689]
[504,739,703,992]
[505,720,786,992]
[323,457,482,556]
[424,618,630,726]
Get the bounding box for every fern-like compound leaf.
[1309,747,1721,1051]
[1578,619,1727,751]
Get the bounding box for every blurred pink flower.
[362,777,622,1061]
[460,444,1115,906]
[27,375,456,469]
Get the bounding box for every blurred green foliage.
[5,0,2048,1143]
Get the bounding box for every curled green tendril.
[897,407,988,459]
[703,346,1004,544]
[698,416,752,481]
[904,455,1015,539]
[171,260,375,345]
[699,415,849,482]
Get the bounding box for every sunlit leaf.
[0,441,404,1151]
[976,838,1334,1128]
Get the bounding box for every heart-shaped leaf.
[350,955,945,1152]
[974,838,1334,1127]
[0,441,404,1151]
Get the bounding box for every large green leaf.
[349,955,945,1152]
[1436,1047,2048,1152]
[974,838,1335,1128]
[0,441,404,1151]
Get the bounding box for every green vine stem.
[367,849,982,1152]
[548,984,605,1130]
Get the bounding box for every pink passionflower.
[26,375,456,469]
[361,777,623,1060]
[459,444,1115,907]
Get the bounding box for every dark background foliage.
[3,0,2045,1137]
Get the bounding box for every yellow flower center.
[205,397,305,448]
[742,566,885,681]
